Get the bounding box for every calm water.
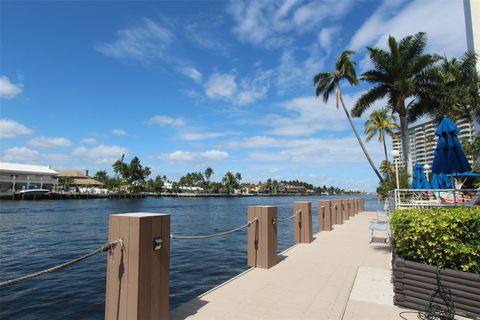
[0,195,381,319]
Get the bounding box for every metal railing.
[390,189,479,210]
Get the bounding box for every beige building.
[56,170,103,191]
[392,118,475,168]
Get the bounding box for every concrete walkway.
[171,212,413,320]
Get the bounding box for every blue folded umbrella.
[411,163,431,189]
[431,117,471,175]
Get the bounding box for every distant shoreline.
[0,191,367,201]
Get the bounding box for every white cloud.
[237,70,272,105]
[1,147,39,162]
[199,150,229,160]
[226,136,278,149]
[146,115,185,126]
[349,0,467,71]
[95,17,173,62]
[205,73,238,100]
[71,144,128,164]
[28,136,72,148]
[244,136,384,168]
[204,70,272,105]
[274,47,325,94]
[263,95,353,136]
[160,149,229,165]
[178,66,203,83]
[227,0,352,48]
[112,129,128,136]
[81,137,97,144]
[179,132,227,141]
[0,76,23,99]
[0,119,33,139]
[318,26,340,51]
[184,21,230,57]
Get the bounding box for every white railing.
[390,189,479,210]
[0,175,58,184]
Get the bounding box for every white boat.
[19,188,50,195]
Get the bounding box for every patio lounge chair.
[369,201,390,243]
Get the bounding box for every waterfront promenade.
[171,211,413,320]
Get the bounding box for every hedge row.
[390,207,480,274]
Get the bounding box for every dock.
[171,211,412,320]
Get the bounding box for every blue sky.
[0,0,469,191]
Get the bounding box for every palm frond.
[336,50,359,86]
[366,47,389,72]
[360,70,391,84]
[403,32,427,62]
[352,85,389,117]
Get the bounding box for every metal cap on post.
[293,202,312,243]
[247,206,277,269]
[105,213,170,320]
[318,200,332,231]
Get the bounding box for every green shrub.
[390,207,480,273]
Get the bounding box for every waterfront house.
[56,169,104,192]
[0,162,59,195]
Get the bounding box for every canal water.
[0,195,381,319]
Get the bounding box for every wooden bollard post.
[347,199,353,217]
[361,198,365,211]
[294,202,312,243]
[248,206,277,269]
[105,213,170,320]
[352,198,357,215]
[341,199,349,221]
[330,199,342,225]
[318,200,332,231]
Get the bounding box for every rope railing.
[170,217,258,240]
[0,239,123,288]
[274,209,301,224]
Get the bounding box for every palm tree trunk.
[383,139,389,162]
[338,85,384,182]
[399,115,413,179]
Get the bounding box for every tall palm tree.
[364,108,399,163]
[204,167,214,183]
[351,32,437,177]
[314,50,384,182]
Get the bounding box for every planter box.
[392,255,480,318]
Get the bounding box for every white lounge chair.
[369,201,390,243]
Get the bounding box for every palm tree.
[352,32,437,177]
[112,156,151,192]
[408,51,480,123]
[222,171,241,194]
[204,167,214,183]
[379,160,395,182]
[364,108,399,163]
[314,50,384,182]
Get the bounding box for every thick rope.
[0,239,123,288]
[170,218,258,240]
[274,209,302,223]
